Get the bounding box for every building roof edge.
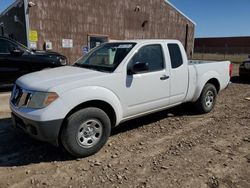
[0,0,22,17]
[164,0,196,26]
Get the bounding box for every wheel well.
[63,100,117,128]
[206,78,220,93]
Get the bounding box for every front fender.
[60,86,123,125]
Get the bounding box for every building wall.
[0,0,27,45]
[195,37,250,54]
[28,0,195,63]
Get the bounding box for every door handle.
[160,75,169,80]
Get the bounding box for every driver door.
[123,43,170,117]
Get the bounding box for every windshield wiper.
[74,64,109,72]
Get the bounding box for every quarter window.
[168,43,183,69]
[129,44,164,72]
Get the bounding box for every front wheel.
[194,83,217,114]
[61,107,111,157]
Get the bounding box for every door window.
[129,44,164,72]
[0,25,4,36]
[168,43,183,69]
[0,39,9,53]
[0,39,17,54]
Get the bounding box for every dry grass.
[193,53,248,63]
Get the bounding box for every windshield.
[74,42,136,72]
[11,40,30,52]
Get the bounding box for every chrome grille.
[11,85,33,108]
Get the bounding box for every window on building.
[88,35,108,49]
[129,44,164,72]
[168,43,183,69]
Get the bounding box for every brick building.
[0,0,195,63]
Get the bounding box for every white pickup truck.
[10,40,231,157]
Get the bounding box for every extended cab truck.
[10,40,231,157]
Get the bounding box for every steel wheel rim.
[77,119,103,148]
[205,90,214,108]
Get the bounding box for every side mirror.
[128,62,149,75]
[9,47,24,56]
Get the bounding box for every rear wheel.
[61,107,111,157]
[194,83,217,114]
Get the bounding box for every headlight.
[11,85,59,109]
[59,58,67,65]
[28,92,59,109]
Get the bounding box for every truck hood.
[16,66,109,92]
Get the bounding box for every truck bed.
[185,59,231,103]
[188,60,228,64]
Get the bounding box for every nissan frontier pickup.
[10,40,232,157]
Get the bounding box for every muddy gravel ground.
[0,66,249,188]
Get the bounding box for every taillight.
[229,63,232,78]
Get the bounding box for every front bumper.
[11,111,63,146]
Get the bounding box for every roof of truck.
[109,39,180,44]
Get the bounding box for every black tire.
[194,83,217,114]
[61,107,111,157]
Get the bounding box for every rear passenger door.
[123,43,170,117]
[167,43,189,105]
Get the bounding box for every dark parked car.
[239,56,250,78]
[0,36,68,87]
